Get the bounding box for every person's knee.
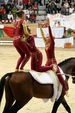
[21,54,24,59]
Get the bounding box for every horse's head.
[58,57,75,84]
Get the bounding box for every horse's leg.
[2,78,14,113]
[51,98,61,113]
[62,98,71,113]
[51,90,65,113]
[8,97,32,113]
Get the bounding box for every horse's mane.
[58,57,75,66]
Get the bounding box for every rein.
[57,73,75,78]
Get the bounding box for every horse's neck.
[60,63,72,77]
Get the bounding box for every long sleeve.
[22,20,30,37]
[39,24,46,43]
[48,25,54,44]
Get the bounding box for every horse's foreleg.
[51,91,65,113]
[62,98,71,113]
[51,98,61,113]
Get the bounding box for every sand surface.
[0,46,75,113]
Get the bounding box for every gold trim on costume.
[22,20,30,37]
[39,24,46,43]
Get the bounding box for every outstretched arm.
[38,23,46,43]
[46,18,54,44]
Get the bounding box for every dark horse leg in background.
[8,99,32,113]
[52,92,71,113]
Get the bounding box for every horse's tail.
[0,72,12,105]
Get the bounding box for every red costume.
[40,25,68,91]
[45,26,56,66]
[13,19,30,70]
[26,36,53,72]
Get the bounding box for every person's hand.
[44,18,50,26]
[38,21,42,26]
[52,64,57,73]
[46,18,50,26]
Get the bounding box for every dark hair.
[16,10,24,18]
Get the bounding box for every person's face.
[4,11,6,14]
[22,13,26,20]
[9,11,11,14]
[2,6,4,9]
[8,6,10,8]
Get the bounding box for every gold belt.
[14,36,21,40]
[14,36,26,41]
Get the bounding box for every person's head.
[13,6,16,9]
[1,6,4,9]
[7,5,10,8]
[28,1,31,4]
[16,10,26,19]
[32,9,35,13]
[9,11,12,15]
[19,1,22,5]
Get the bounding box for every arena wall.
[0,23,38,41]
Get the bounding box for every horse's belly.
[33,81,53,98]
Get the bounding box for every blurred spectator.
[74,2,75,10]
[27,7,32,20]
[26,1,33,9]
[50,0,57,14]
[64,0,69,9]
[12,6,17,19]
[38,0,43,6]
[63,0,70,15]
[1,6,6,14]
[6,5,11,14]
[12,0,15,4]
[23,0,28,8]
[69,5,74,14]
[28,0,32,4]
[46,0,51,13]
[56,3,61,13]
[7,1,14,9]
[61,4,66,15]
[4,0,8,5]
[7,11,13,20]
[18,1,23,10]
[2,11,8,20]
[33,2,38,11]
[0,8,2,20]
[14,0,18,5]
[30,9,36,23]
[23,7,27,14]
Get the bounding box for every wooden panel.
[0,23,38,41]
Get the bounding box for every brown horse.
[0,57,75,113]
